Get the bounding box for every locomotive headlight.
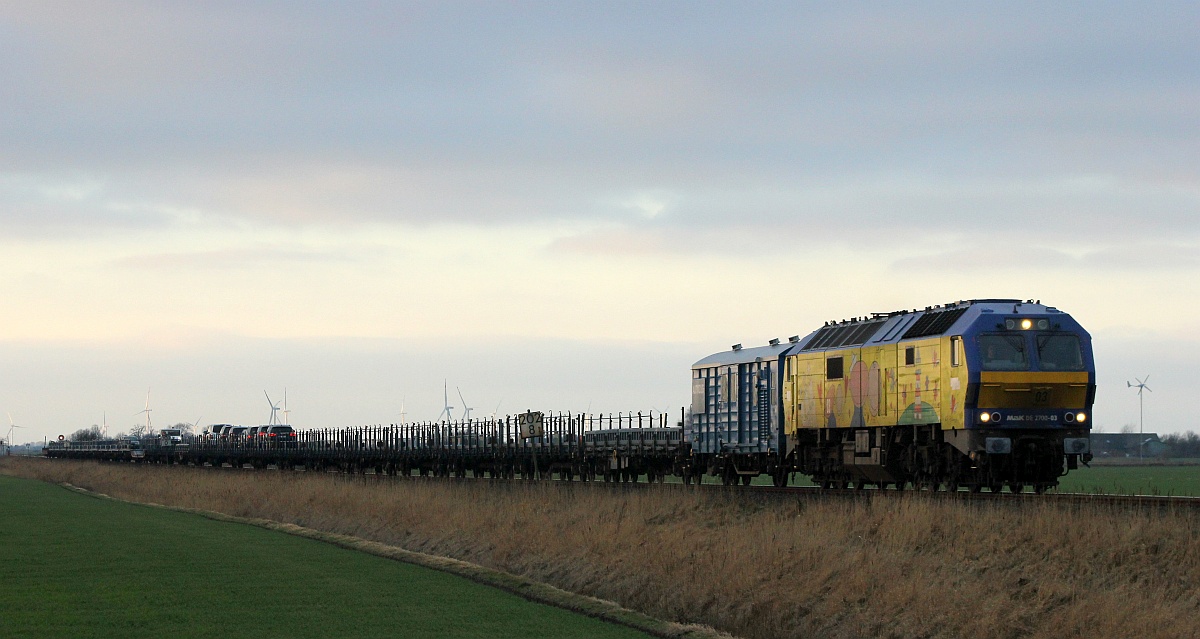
[1076,412,1087,423]
[1020,318,1033,330]
[980,412,991,423]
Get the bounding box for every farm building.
[1090,433,1167,458]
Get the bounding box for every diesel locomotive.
[686,299,1095,492]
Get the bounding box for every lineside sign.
[518,411,544,439]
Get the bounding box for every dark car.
[226,426,250,441]
[265,425,297,447]
[246,426,269,443]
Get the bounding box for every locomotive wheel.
[1009,483,1025,494]
[741,475,752,486]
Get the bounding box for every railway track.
[170,458,1200,512]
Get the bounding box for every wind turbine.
[398,396,408,425]
[436,380,455,422]
[6,413,23,450]
[457,387,474,421]
[101,412,108,439]
[264,391,281,425]
[1127,375,1152,457]
[281,388,290,426]
[134,388,153,434]
[490,399,503,420]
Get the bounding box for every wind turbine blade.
[1144,386,1153,392]
[1143,374,1150,384]
[457,387,467,406]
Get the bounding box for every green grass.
[0,476,651,639]
[1057,464,1200,496]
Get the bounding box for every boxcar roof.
[692,341,797,368]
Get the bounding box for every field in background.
[0,474,651,639]
[4,457,1199,639]
[1059,464,1200,496]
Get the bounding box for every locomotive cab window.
[826,356,844,380]
[950,336,962,367]
[1036,334,1084,371]
[978,334,1028,371]
[905,347,915,366]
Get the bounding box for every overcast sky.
[2,1,1197,442]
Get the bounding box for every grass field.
[0,475,652,639]
[1058,464,1200,496]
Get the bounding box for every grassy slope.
[0,475,650,639]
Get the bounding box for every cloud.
[890,243,1200,272]
[0,2,1196,236]
[106,246,358,271]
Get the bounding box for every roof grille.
[901,307,968,339]
[800,319,887,351]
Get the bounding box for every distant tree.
[1161,432,1200,459]
[173,422,194,435]
[70,426,103,441]
[129,424,147,438]
[1120,423,1136,434]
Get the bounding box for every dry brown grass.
[5,457,1199,639]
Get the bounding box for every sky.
[1,1,1197,443]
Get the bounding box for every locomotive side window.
[905,347,915,366]
[826,356,844,380]
[978,334,1028,370]
[950,336,962,367]
[1036,334,1084,371]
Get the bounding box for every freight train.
[46,299,1094,493]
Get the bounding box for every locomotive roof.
[694,299,1073,366]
